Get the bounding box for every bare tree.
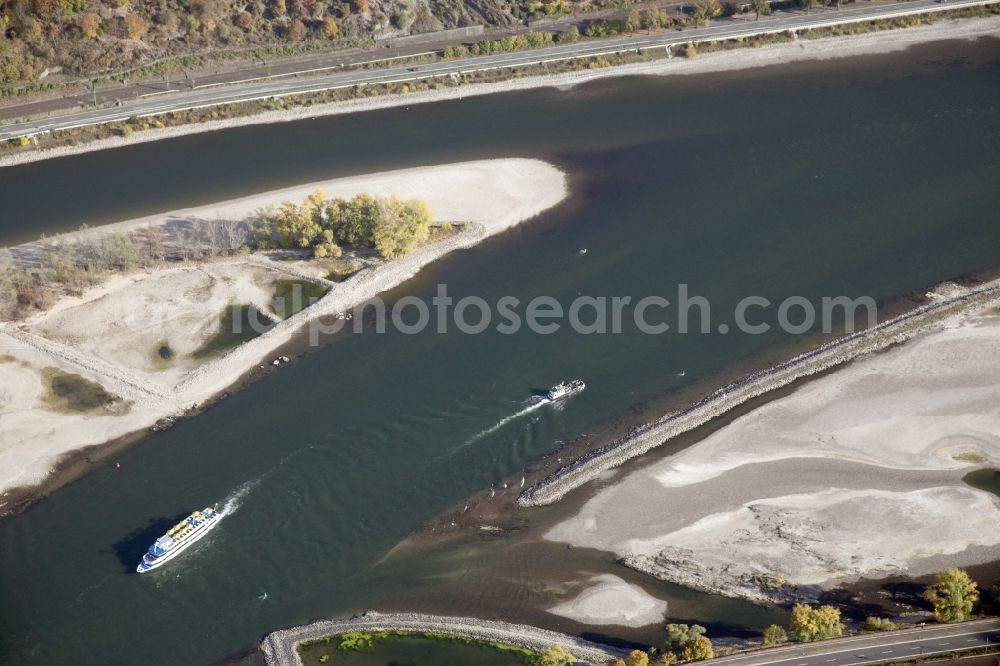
[218,219,248,253]
[135,226,164,266]
[0,248,18,320]
[40,239,85,291]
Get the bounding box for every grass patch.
[271,279,328,320]
[953,451,987,464]
[297,630,540,665]
[425,222,464,246]
[0,354,16,364]
[40,367,124,414]
[327,268,359,282]
[323,257,363,283]
[193,304,275,359]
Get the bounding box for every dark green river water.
[1,38,998,665]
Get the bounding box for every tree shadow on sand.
[658,617,765,640]
[579,631,646,651]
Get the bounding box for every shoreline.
[519,279,1000,508]
[260,611,629,666]
[0,158,568,516]
[542,293,1000,604]
[0,15,998,170]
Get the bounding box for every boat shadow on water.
[111,511,192,574]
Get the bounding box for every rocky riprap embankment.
[518,281,1000,508]
[260,610,629,665]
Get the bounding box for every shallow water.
[1,39,999,665]
[964,468,1000,499]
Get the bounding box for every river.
[0,37,998,665]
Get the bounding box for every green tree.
[762,624,788,646]
[641,8,669,29]
[537,644,575,665]
[684,636,714,661]
[789,604,844,642]
[690,0,721,25]
[558,25,579,42]
[666,623,706,654]
[373,196,432,259]
[331,194,380,247]
[924,568,980,623]
[752,0,770,19]
[624,9,641,34]
[625,649,650,666]
[274,201,321,248]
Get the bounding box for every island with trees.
[0,158,567,512]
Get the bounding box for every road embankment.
[2,11,999,168]
[519,280,1000,507]
[260,611,628,665]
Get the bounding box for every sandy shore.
[545,302,1000,603]
[2,16,999,170]
[0,158,567,504]
[260,611,629,665]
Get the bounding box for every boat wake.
[456,397,549,450]
[219,477,262,517]
[218,444,319,517]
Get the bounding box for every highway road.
[711,619,1000,666]
[0,0,994,141]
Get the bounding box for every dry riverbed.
[545,295,1000,605]
[0,158,567,511]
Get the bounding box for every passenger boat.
[547,379,585,401]
[136,507,221,573]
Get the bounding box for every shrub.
[124,13,147,39]
[861,617,898,632]
[79,13,100,37]
[789,604,843,642]
[762,624,788,646]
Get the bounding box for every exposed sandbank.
[519,281,1000,507]
[546,573,669,628]
[545,305,1000,603]
[0,158,567,504]
[2,16,998,170]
